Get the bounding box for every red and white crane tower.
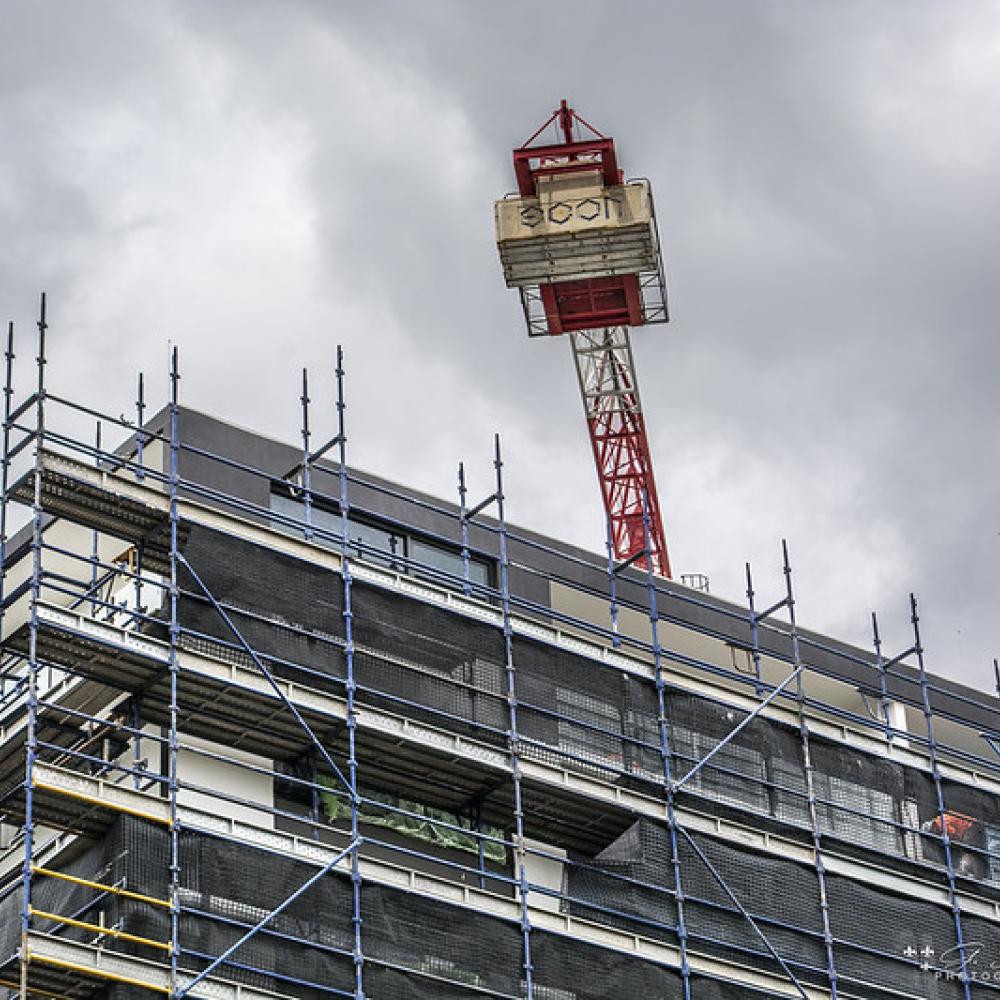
[495,100,673,577]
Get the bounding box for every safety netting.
[0,815,697,1000]
[564,817,988,998]
[104,521,1000,999]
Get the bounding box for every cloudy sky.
[2,1,997,688]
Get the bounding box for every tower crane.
[495,100,673,577]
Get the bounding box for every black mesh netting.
[958,914,1000,993]
[178,826,356,995]
[174,525,513,748]
[563,816,678,943]
[513,637,662,783]
[175,523,345,682]
[0,822,140,965]
[96,521,1000,1000]
[96,969,760,1000]
[826,870,969,999]
[170,524,988,889]
[530,930,681,998]
[666,689,805,825]
[5,814,1000,999]
[562,819,995,998]
[678,828,828,982]
[350,583,508,746]
[566,819,828,985]
[1,816,526,1000]
[361,883,523,997]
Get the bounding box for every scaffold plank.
[24,931,295,999]
[33,760,172,825]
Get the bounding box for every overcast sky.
[2,1,997,689]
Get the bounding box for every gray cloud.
[2,0,997,687]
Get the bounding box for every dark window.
[270,492,490,586]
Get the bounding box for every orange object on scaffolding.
[926,811,976,841]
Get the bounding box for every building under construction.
[2,102,999,999]
[0,313,997,1000]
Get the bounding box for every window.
[556,687,622,771]
[270,491,489,584]
[319,777,508,864]
[817,773,899,854]
[410,536,489,589]
[345,517,406,569]
[985,823,1000,883]
[271,491,404,568]
[771,758,900,855]
[671,725,769,814]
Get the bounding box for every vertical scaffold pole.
[336,346,365,1000]
[90,422,101,618]
[136,371,146,481]
[605,514,620,650]
[494,434,533,1000]
[301,369,313,543]
[19,295,46,1000]
[779,541,838,998]
[0,321,15,705]
[309,752,321,841]
[458,462,471,597]
[134,373,146,629]
[871,612,894,743]
[132,697,144,792]
[745,563,764,698]
[168,346,181,997]
[639,491,691,1000]
[910,595,972,1000]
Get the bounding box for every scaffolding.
[0,296,998,999]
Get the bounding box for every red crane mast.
[495,101,672,577]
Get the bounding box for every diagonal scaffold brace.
[175,838,360,998]
[175,550,353,797]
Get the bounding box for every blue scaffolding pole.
[0,322,14,708]
[496,435,534,1000]
[301,368,314,543]
[457,461,472,598]
[777,540,839,999]
[464,434,534,999]
[604,513,620,650]
[18,294,46,1000]
[335,345,366,1000]
[168,346,182,997]
[871,612,895,743]
[908,595,972,999]
[637,490,691,1000]
[744,562,765,698]
[135,370,146,480]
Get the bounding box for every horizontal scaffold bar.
[32,864,171,909]
[29,906,172,952]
